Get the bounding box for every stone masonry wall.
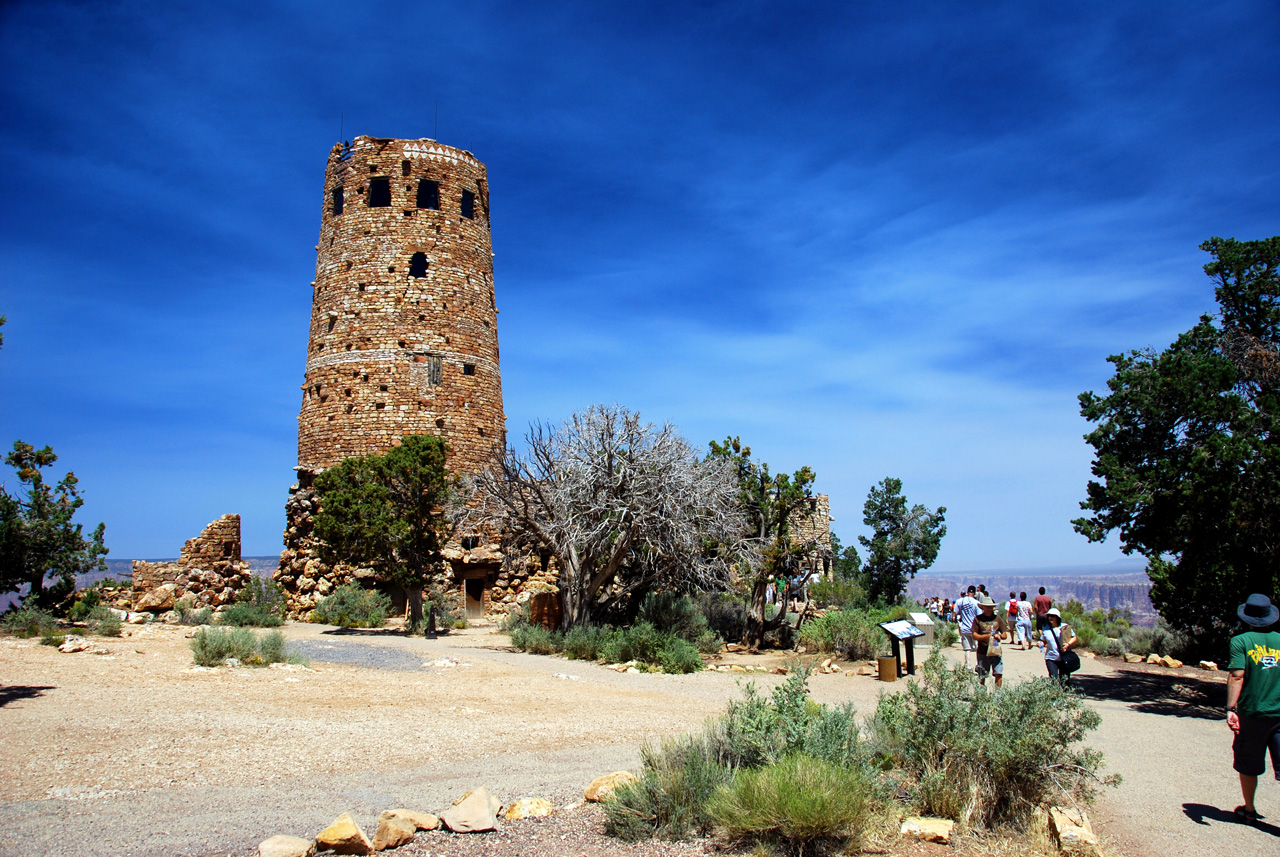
[790,494,833,577]
[132,514,252,612]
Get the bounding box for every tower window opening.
[436,418,445,428]
[463,363,476,376]
[416,180,439,210]
[376,402,386,410]
[327,317,336,332]
[379,384,388,392]
[331,186,344,216]
[409,252,428,278]
[401,159,411,176]
[461,536,479,550]
[460,189,475,219]
[368,178,391,207]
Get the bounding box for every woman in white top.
[1040,607,1077,685]
[1015,592,1034,650]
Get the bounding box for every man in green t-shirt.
[1226,593,1280,824]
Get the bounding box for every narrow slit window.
[368,177,391,207]
[409,252,428,278]
[331,186,344,215]
[461,536,479,550]
[463,363,476,376]
[416,179,439,210]
[460,189,475,219]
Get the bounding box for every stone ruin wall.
[276,137,517,619]
[131,514,252,613]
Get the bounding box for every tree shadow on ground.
[1071,666,1224,720]
[1183,802,1280,837]
[0,684,55,708]
[320,627,456,638]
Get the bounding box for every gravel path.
[2,623,1278,856]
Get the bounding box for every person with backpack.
[1040,607,1078,686]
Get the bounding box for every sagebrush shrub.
[310,583,390,628]
[257,630,287,664]
[605,732,736,841]
[867,653,1116,826]
[86,606,122,637]
[707,754,877,854]
[798,609,888,660]
[638,592,710,643]
[806,578,867,610]
[219,602,283,627]
[191,626,260,666]
[221,577,285,627]
[562,625,614,660]
[509,622,561,654]
[1,607,59,638]
[696,591,747,644]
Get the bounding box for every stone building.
[132,514,252,613]
[275,136,520,620]
[790,494,834,580]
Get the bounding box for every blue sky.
[1,1,1276,569]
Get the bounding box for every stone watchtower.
[276,136,508,618]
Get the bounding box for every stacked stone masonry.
[132,514,252,612]
[790,494,833,578]
[277,137,510,619]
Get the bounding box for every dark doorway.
[465,578,484,620]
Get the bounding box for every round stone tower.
[276,136,510,620]
[297,135,504,475]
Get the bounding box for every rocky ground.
[0,622,1277,856]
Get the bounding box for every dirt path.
[0,624,1277,856]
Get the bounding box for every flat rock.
[1122,653,1144,663]
[1199,660,1219,671]
[58,637,91,653]
[1159,655,1184,669]
[1048,806,1100,856]
[258,835,316,857]
[377,809,438,831]
[900,816,954,844]
[584,771,637,802]
[370,815,415,851]
[316,812,373,855]
[504,797,554,820]
[441,786,498,833]
[1146,653,1161,665]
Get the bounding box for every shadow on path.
[0,684,55,708]
[1072,667,1224,720]
[1183,802,1280,837]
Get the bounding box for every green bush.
[599,622,704,672]
[868,653,1117,826]
[638,592,709,642]
[1072,624,1100,652]
[509,622,562,654]
[220,577,285,627]
[190,626,294,667]
[87,606,122,637]
[191,626,260,666]
[40,630,66,647]
[1,607,59,638]
[174,597,207,625]
[696,591,747,644]
[310,583,390,628]
[605,732,736,841]
[68,588,102,622]
[562,625,615,660]
[707,754,877,853]
[1097,637,1124,658]
[806,578,867,610]
[656,637,704,674]
[798,609,889,661]
[1120,619,1189,658]
[934,620,959,649]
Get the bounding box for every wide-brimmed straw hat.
[1238,594,1279,628]
[977,595,996,608]
[1046,608,1062,619]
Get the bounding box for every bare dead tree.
[473,404,744,629]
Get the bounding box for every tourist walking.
[1034,587,1053,633]
[1015,591,1034,650]
[1040,608,1076,686]
[1226,593,1280,825]
[955,586,980,668]
[972,595,1007,688]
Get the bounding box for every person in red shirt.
[1033,587,1052,633]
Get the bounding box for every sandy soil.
[0,623,1277,856]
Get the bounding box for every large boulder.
[370,816,415,851]
[376,809,438,831]
[1159,655,1184,669]
[315,812,373,855]
[440,786,499,833]
[135,583,179,612]
[504,798,554,820]
[258,835,316,857]
[900,817,953,844]
[584,772,637,802]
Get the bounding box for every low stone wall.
[131,514,252,612]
